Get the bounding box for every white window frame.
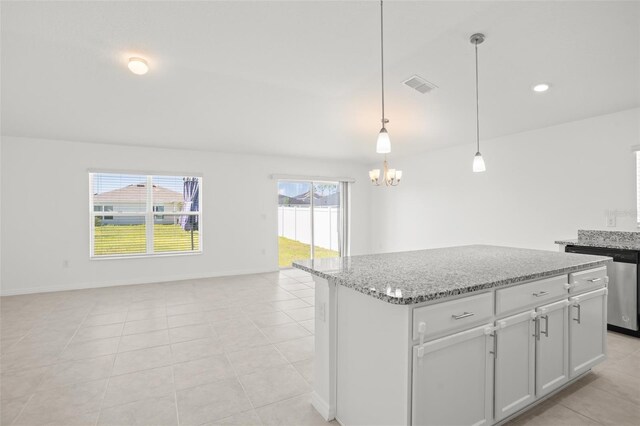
[89,171,203,259]
[276,177,351,268]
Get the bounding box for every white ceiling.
[2,1,639,162]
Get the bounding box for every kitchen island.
[293,245,612,426]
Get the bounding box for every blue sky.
[278,181,311,197]
[277,182,339,197]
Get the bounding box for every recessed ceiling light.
[128,57,149,75]
[532,83,550,92]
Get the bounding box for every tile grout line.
[8,391,37,425]
[585,371,640,407]
[8,300,100,425]
[226,304,310,420]
[166,293,183,426]
[94,302,130,426]
[222,346,259,421]
[555,400,606,425]
[2,272,318,426]
[168,340,181,426]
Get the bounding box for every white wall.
[2,109,637,295]
[370,108,640,253]
[0,137,370,295]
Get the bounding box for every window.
[93,205,113,220]
[277,179,349,268]
[90,172,201,257]
[153,205,165,221]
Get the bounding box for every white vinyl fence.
[278,206,339,251]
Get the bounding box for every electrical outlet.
[606,216,616,227]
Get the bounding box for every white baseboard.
[0,267,279,296]
[311,391,335,421]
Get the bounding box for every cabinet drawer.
[496,275,568,315]
[413,292,493,340]
[569,267,607,294]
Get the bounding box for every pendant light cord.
[474,40,480,153]
[380,0,385,129]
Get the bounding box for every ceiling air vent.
[403,75,438,94]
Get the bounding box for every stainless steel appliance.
[565,245,639,337]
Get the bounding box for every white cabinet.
[495,275,568,315]
[569,267,608,294]
[569,288,608,378]
[535,300,570,397]
[493,311,536,422]
[412,324,493,426]
[319,266,609,426]
[413,292,493,340]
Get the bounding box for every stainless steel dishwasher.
[565,245,639,337]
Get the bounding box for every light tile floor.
[1,269,638,426]
[506,330,640,426]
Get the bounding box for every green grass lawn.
[278,236,339,268]
[95,225,336,265]
[94,224,200,255]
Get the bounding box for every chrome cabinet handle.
[540,315,549,337]
[532,291,550,297]
[573,304,581,324]
[534,317,541,341]
[451,312,474,320]
[587,278,602,283]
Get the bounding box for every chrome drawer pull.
[573,304,581,324]
[586,278,602,283]
[540,315,549,338]
[451,312,474,320]
[532,291,550,297]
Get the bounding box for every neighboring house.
[278,190,339,207]
[93,183,183,225]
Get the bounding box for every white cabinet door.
[569,288,608,378]
[535,300,569,397]
[494,310,536,422]
[412,324,493,426]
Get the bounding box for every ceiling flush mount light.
[532,83,550,92]
[369,1,402,186]
[470,33,486,173]
[128,57,149,75]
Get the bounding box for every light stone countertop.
[293,245,611,305]
[555,238,640,250]
[556,229,640,251]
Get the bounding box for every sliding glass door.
[277,180,348,268]
[312,182,340,260]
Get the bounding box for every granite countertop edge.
[293,258,611,305]
[555,239,640,251]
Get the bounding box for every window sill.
[90,251,202,261]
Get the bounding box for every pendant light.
[470,33,486,173]
[369,0,402,186]
[376,0,391,154]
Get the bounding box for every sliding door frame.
[277,178,350,268]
